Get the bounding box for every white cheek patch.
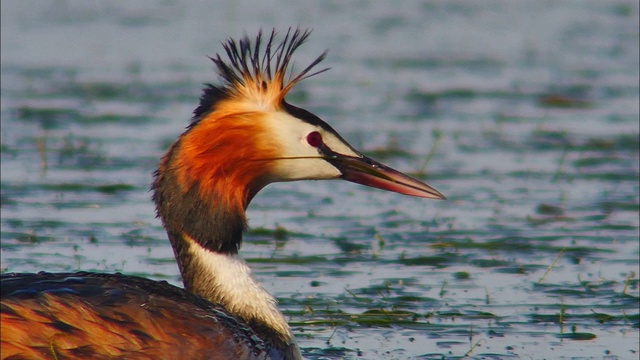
[266,112,359,156]
[259,113,333,180]
[261,111,362,181]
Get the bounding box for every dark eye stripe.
[283,100,361,156]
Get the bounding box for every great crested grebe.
[1,28,445,359]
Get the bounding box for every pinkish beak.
[329,153,445,200]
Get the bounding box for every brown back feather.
[1,272,296,359]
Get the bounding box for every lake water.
[2,1,639,359]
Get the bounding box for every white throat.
[184,235,295,343]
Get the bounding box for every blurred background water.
[1,1,639,359]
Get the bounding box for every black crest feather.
[192,28,328,123]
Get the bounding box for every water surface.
[2,1,639,359]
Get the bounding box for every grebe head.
[166,28,443,212]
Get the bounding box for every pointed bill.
[328,154,445,200]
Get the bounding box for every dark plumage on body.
[1,28,444,359]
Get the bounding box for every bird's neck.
[181,234,294,341]
[152,134,296,349]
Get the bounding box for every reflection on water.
[1,1,638,359]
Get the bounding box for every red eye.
[306,131,322,147]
